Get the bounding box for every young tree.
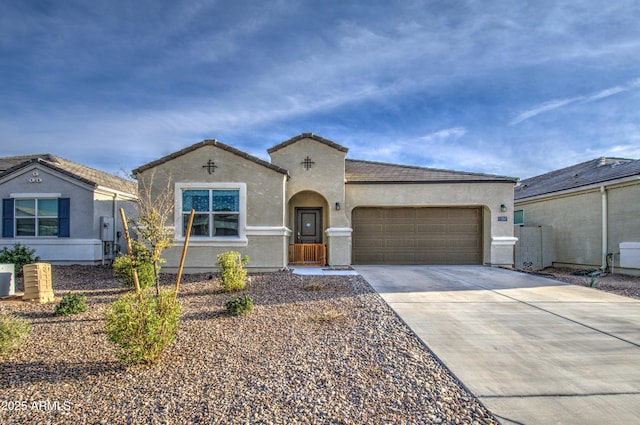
[132,169,174,295]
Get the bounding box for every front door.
[296,208,322,244]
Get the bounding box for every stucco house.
[133,133,517,272]
[514,157,640,275]
[1,154,138,264]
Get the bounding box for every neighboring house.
[514,157,640,275]
[0,154,138,264]
[133,133,517,272]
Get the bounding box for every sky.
[1,0,639,180]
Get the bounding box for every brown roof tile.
[267,133,349,154]
[345,159,517,183]
[132,139,289,176]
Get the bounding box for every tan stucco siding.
[346,181,516,266]
[160,233,288,272]
[270,138,349,228]
[135,144,289,271]
[138,145,287,227]
[516,190,602,267]
[607,183,640,248]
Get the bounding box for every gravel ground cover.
[530,267,640,299]
[1,266,498,425]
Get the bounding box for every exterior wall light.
[500,204,507,212]
[335,202,341,211]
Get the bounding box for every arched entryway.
[288,191,329,266]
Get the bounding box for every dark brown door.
[296,208,322,244]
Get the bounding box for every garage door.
[352,207,482,265]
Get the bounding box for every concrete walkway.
[290,267,360,276]
[354,265,640,425]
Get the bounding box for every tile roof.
[267,133,349,154]
[345,159,518,183]
[514,157,640,200]
[132,139,289,176]
[0,154,138,195]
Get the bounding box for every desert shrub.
[112,240,156,290]
[217,251,249,292]
[0,310,30,358]
[105,289,181,365]
[0,243,40,277]
[304,280,324,291]
[54,293,88,316]
[583,276,599,288]
[312,309,345,323]
[225,294,254,316]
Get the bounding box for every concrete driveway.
[354,265,640,425]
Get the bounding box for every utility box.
[514,226,553,271]
[620,242,640,269]
[23,263,54,303]
[100,216,115,241]
[0,264,15,297]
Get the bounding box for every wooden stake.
[175,209,195,297]
[119,208,142,294]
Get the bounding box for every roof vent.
[597,157,607,167]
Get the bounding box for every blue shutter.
[58,198,70,237]
[2,198,14,238]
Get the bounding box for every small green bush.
[217,251,249,292]
[112,241,156,290]
[54,293,88,316]
[0,311,30,359]
[304,280,324,291]
[225,294,254,316]
[105,289,181,365]
[0,243,40,277]
[583,276,599,288]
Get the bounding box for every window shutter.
[2,198,14,238]
[58,198,70,237]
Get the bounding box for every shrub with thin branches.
[0,310,30,358]
[217,251,249,292]
[105,289,181,365]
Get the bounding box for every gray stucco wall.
[0,163,136,263]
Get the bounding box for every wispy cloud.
[417,127,468,143]
[510,77,640,125]
[1,1,640,178]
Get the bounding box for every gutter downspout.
[600,186,608,271]
[112,193,118,258]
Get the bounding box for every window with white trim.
[3,196,70,238]
[16,198,59,236]
[176,183,246,241]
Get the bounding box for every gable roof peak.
[132,138,289,176]
[267,133,349,154]
[0,153,137,195]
